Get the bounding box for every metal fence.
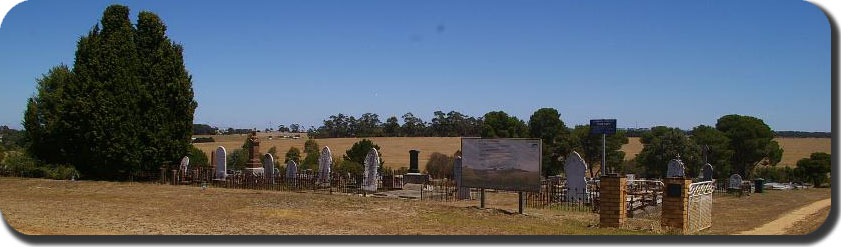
[523,178,600,213]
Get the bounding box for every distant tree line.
[306,111,483,138]
[193,124,219,135]
[774,131,831,138]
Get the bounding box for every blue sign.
[590,119,617,135]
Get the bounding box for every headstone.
[453,156,470,200]
[564,151,589,201]
[317,146,333,185]
[285,160,298,179]
[729,174,742,189]
[179,156,190,174]
[214,146,227,180]
[666,159,686,178]
[362,148,380,192]
[263,153,275,181]
[408,150,420,173]
[701,163,714,181]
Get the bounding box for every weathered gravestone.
[453,156,470,200]
[666,158,686,178]
[564,151,589,201]
[214,146,227,180]
[362,148,380,192]
[263,153,275,182]
[729,174,742,189]
[701,163,714,181]
[179,156,190,174]
[285,160,298,180]
[317,146,333,185]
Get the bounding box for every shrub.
[187,146,209,167]
[424,152,454,179]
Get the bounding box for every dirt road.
[736,198,832,235]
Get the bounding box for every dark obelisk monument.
[244,131,265,176]
[404,149,429,184]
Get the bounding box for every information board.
[460,138,542,192]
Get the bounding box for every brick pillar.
[661,177,691,233]
[599,174,627,228]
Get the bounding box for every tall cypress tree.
[24,5,196,179]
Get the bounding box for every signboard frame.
[459,138,542,192]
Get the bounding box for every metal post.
[601,133,607,176]
[480,188,486,208]
[518,191,524,214]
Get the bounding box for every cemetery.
[4,126,823,235]
[0,2,831,237]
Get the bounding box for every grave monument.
[244,131,265,176]
[564,151,589,201]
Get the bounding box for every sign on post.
[590,119,617,135]
[460,138,542,192]
[590,119,617,177]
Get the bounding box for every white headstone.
[179,156,190,174]
[214,147,227,180]
[453,156,470,200]
[362,148,380,192]
[564,151,589,201]
[285,160,298,179]
[263,153,275,180]
[729,174,742,189]
[701,163,714,181]
[666,159,686,178]
[318,146,333,184]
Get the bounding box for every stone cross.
[666,158,686,178]
[215,146,227,180]
[362,148,380,192]
[701,163,714,181]
[285,160,298,179]
[318,146,333,185]
[564,151,589,202]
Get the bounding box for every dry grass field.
[0,177,646,235]
[194,134,830,169]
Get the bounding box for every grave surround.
[661,177,691,233]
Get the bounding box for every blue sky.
[0,0,831,131]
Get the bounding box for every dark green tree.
[285,147,302,164]
[690,125,734,179]
[22,5,196,180]
[795,152,831,187]
[383,116,400,137]
[480,111,528,138]
[527,108,572,177]
[187,146,208,167]
[342,139,384,175]
[400,113,427,137]
[635,126,702,178]
[715,115,783,177]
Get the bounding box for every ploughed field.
[194,134,831,169]
[0,178,646,235]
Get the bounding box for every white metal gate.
[688,181,715,233]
